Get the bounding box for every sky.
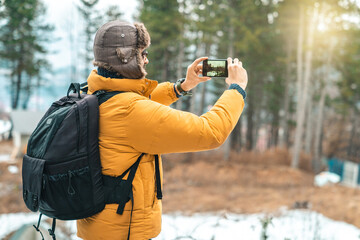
[43,0,138,70]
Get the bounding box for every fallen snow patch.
[155,210,360,240]
[7,165,19,174]
[0,213,40,239]
[1,210,360,240]
[0,154,10,163]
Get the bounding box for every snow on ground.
[154,211,360,240]
[0,213,41,239]
[0,120,11,135]
[1,210,360,240]
[0,155,10,163]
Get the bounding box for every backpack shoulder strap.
[80,81,88,93]
[96,91,123,106]
[79,81,123,106]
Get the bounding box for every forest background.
[0,0,360,173]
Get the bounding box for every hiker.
[76,20,248,240]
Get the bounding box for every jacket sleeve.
[150,82,179,106]
[126,89,245,154]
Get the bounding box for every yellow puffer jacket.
[77,70,245,240]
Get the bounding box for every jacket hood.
[87,70,158,98]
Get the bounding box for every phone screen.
[203,59,228,77]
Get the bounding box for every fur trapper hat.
[93,20,151,79]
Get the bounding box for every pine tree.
[77,0,101,80]
[137,0,184,82]
[104,5,123,22]
[0,0,53,109]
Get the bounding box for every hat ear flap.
[134,22,151,48]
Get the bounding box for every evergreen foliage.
[136,0,360,163]
[138,0,184,82]
[0,0,53,109]
[77,0,101,79]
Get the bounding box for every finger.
[198,76,212,81]
[239,60,243,67]
[195,64,203,72]
[227,57,232,66]
[234,58,239,65]
[192,57,208,67]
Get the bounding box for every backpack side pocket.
[22,154,45,212]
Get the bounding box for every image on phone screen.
[203,59,228,77]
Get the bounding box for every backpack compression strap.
[155,155,163,199]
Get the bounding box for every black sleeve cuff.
[173,83,182,98]
[229,84,246,99]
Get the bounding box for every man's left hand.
[182,57,212,91]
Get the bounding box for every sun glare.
[317,22,327,32]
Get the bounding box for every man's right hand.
[225,57,248,90]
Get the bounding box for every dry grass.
[162,148,360,228]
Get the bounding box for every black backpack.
[22,83,162,240]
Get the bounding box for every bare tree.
[292,5,318,168]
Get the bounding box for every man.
[77,20,247,240]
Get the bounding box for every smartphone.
[202,59,228,77]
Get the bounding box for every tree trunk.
[292,4,305,166]
[231,119,242,152]
[224,22,235,160]
[175,40,185,110]
[313,84,326,173]
[22,75,31,110]
[254,102,262,151]
[313,37,336,172]
[189,35,203,114]
[347,110,357,157]
[271,112,280,147]
[279,39,292,147]
[13,60,23,109]
[198,42,211,115]
[10,75,15,110]
[161,49,169,81]
[354,109,360,159]
[296,4,304,102]
[246,96,254,150]
[292,6,318,168]
[304,89,314,154]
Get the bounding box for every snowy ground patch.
[0,154,10,163]
[155,210,360,240]
[0,213,41,239]
[1,210,360,240]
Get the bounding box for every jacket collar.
[87,70,158,97]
